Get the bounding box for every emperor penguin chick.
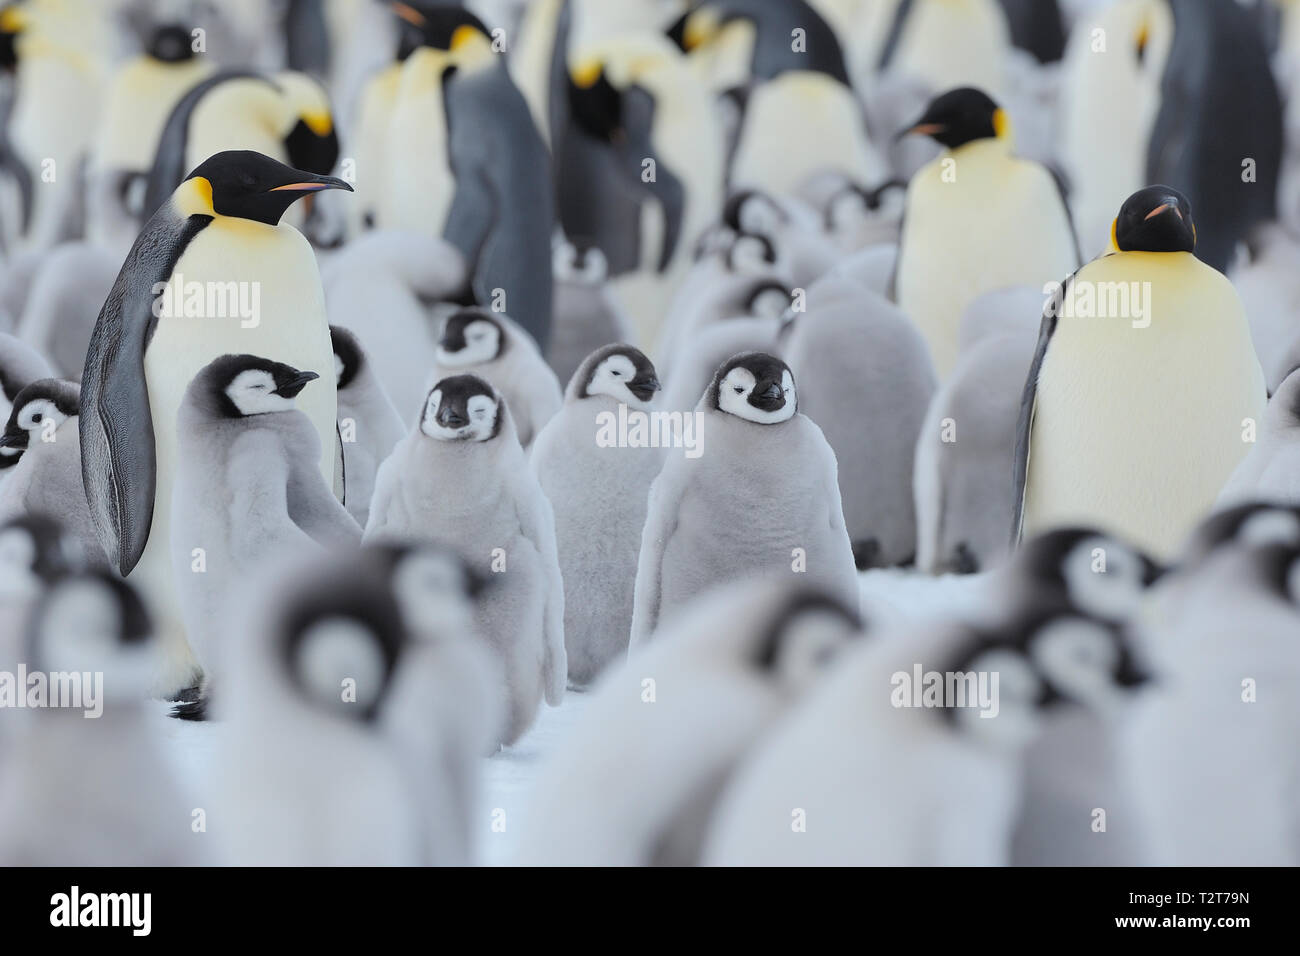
[781,289,936,568]
[425,308,563,449]
[1216,367,1300,509]
[330,326,405,527]
[531,345,665,687]
[702,605,1149,865]
[0,379,101,564]
[547,241,632,388]
[365,375,566,746]
[0,331,54,424]
[170,355,361,703]
[630,352,859,645]
[0,571,210,865]
[514,578,864,866]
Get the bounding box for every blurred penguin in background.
[515,577,863,865]
[0,571,210,865]
[1060,0,1282,267]
[547,240,633,388]
[1217,366,1300,509]
[894,86,1078,376]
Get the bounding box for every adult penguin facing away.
[80,149,352,698]
[669,0,885,198]
[384,2,556,349]
[1013,186,1267,561]
[140,69,339,225]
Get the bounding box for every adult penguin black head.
[181,150,352,226]
[1112,185,1196,254]
[391,0,492,55]
[899,87,1008,150]
[0,3,23,72]
[668,0,850,85]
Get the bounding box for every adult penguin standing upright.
[669,0,886,198]
[1060,0,1282,268]
[894,86,1078,376]
[80,150,353,699]
[380,2,555,349]
[139,69,340,225]
[559,33,724,347]
[1014,187,1267,561]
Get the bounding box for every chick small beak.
[628,375,661,401]
[437,408,468,428]
[273,370,320,398]
[0,431,26,449]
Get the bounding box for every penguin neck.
[946,136,1012,161]
[410,428,519,490]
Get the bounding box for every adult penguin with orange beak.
[80,149,352,699]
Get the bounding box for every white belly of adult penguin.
[79,150,353,698]
[1014,186,1267,561]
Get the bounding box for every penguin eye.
[30,413,41,423]
[733,386,744,394]
[612,370,622,377]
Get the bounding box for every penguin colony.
[0,0,1297,868]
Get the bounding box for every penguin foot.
[945,543,980,575]
[852,538,883,570]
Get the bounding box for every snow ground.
[155,568,992,865]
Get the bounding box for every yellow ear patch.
[0,6,25,32]
[992,108,1010,140]
[301,110,333,137]
[683,9,720,50]
[449,24,481,52]
[572,58,602,89]
[1110,218,1121,252]
[176,176,215,217]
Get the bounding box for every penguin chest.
[897,146,1076,376]
[145,221,338,496]
[1024,255,1266,558]
[381,80,454,237]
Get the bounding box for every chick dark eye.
[733,386,744,394]
[612,370,622,377]
[31,413,41,423]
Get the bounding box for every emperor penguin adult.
[424,308,563,449]
[331,326,406,527]
[364,374,567,746]
[1059,0,1282,268]
[170,354,362,709]
[514,577,863,865]
[670,0,887,197]
[140,69,340,226]
[894,86,1078,376]
[630,352,859,645]
[875,0,1012,99]
[1014,186,1268,561]
[381,3,556,347]
[559,32,725,346]
[530,345,665,687]
[79,149,353,699]
[87,22,213,254]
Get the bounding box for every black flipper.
[80,206,212,574]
